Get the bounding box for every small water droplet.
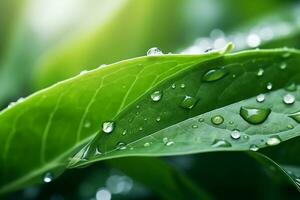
[162,137,168,144]
[192,125,198,129]
[267,82,273,90]
[43,172,53,183]
[288,111,300,123]
[171,83,176,89]
[150,91,162,102]
[180,83,186,88]
[16,97,24,103]
[212,139,231,148]
[285,82,297,91]
[180,96,198,109]
[283,94,295,105]
[266,136,281,146]
[122,129,127,136]
[211,115,224,125]
[80,70,88,75]
[249,144,259,151]
[102,121,114,133]
[240,106,271,124]
[116,142,127,150]
[144,142,150,147]
[198,118,204,122]
[282,52,291,58]
[231,129,241,140]
[202,68,228,82]
[165,141,174,146]
[232,74,236,78]
[156,116,161,122]
[147,47,163,56]
[139,127,143,131]
[256,94,265,103]
[280,63,287,70]
[257,68,264,76]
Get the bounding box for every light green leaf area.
[0,49,222,194]
[72,49,300,167]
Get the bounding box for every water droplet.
[231,129,241,140]
[198,118,204,122]
[136,105,140,109]
[256,94,265,103]
[102,122,114,133]
[240,106,271,124]
[266,136,281,146]
[122,129,127,136]
[171,83,176,89]
[150,91,162,102]
[156,116,161,122]
[162,137,168,144]
[180,96,198,109]
[144,142,150,147]
[166,141,174,146]
[202,68,228,82]
[285,82,297,91]
[229,121,234,125]
[232,74,236,78]
[180,83,186,88]
[283,94,295,105]
[249,144,259,151]
[280,63,287,70]
[192,125,198,129]
[147,47,163,56]
[116,142,127,150]
[212,139,231,148]
[287,124,294,129]
[267,82,273,90]
[139,127,143,131]
[84,121,91,128]
[288,111,300,123]
[211,115,224,125]
[43,172,53,183]
[16,97,24,103]
[257,68,264,76]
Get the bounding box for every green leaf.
[1,46,300,194]
[0,48,223,194]
[107,157,212,200]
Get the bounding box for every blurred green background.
[1,0,300,199]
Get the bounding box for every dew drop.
[231,129,241,140]
[171,83,176,89]
[180,96,198,109]
[266,136,281,146]
[248,145,260,152]
[249,144,259,151]
[287,124,294,129]
[165,141,174,146]
[211,115,224,125]
[198,118,204,122]
[288,111,300,123]
[212,139,231,148]
[256,94,265,103]
[116,142,127,150]
[267,82,273,90]
[147,47,163,56]
[257,68,264,76]
[43,172,53,183]
[283,94,295,105]
[180,83,186,89]
[139,127,143,131]
[151,91,162,102]
[280,63,287,70]
[156,116,161,122]
[282,52,291,58]
[122,129,127,136]
[144,142,150,147]
[240,106,271,124]
[192,125,198,129]
[102,122,114,133]
[202,68,228,82]
[80,70,88,75]
[162,137,168,144]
